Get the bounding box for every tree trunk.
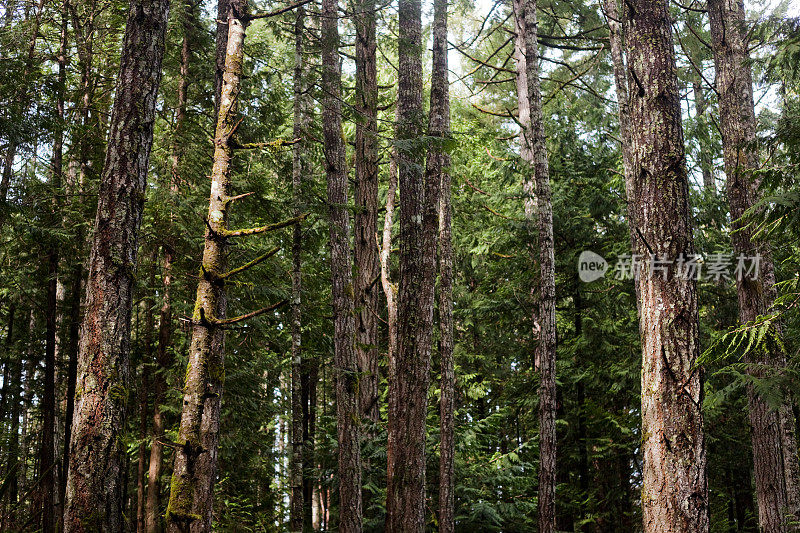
[166,1,247,529]
[64,0,170,527]
[602,0,642,277]
[432,0,453,529]
[354,0,380,427]
[708,0,800,528]
[386,0,439,525]
[521,0,557,530]
[39,10,66,526]
[40,186,58,533]
[623,0,710,529]
[290,5,309,530]
[19,310,36,525]
[321,0,363,527]
[59,263,82,523]
[512,0,535,218]
[214,0,230,118]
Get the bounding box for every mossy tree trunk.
[63,0,170,527]
[165,1,247,529]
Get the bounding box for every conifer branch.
[219,246,280,280]
[223,213,309,237]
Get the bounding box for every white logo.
[578,250,608,282]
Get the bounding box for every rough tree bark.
[290,4,309,530]
[354,0,380,427]
[430,0,454,529]
[321,0,363,527]
[708,0,800,528]
[602,0,637,254]
[521,0,557,529]
[623,0,710,529]
[63,0,170,527]
[165,0,246,529]
[386,0,439,525]
[165,1,302,528]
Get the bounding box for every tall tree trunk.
[708,0,800,528]
[60,4,94,516]
[386,0,440,525]
[354,0,380,427]
[166,0,247,528]
[59,263,82,523]
[40,10,67,529]
[321,0,363,527]
[431,0,453,529]
[602,0,642,275]
[623,0,710,529]
[290,5,309,530]
[63,0,170,527]
[521,0,557,530]
[512,0,535,218]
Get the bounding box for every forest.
[0,0,799,527]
